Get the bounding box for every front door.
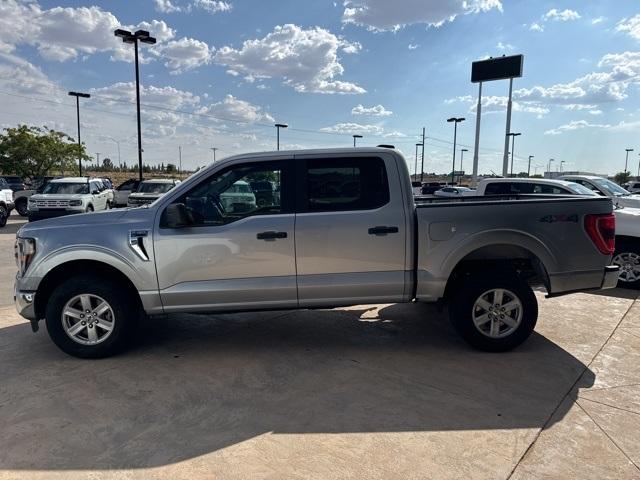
[154,159,297,312]
[294,154,408,307]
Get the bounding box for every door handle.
[368,226,399,235]
[257,231,287,240]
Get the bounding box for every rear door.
[294,153,408,307]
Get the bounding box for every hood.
[129,192,162,198]
[18,208,130,235]
[614,196,640,209]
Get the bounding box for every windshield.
[42,182,88,194]
[137,182,174,194]
[566,182,599,196]
[593,178,630,196]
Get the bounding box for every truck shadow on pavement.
[0,302,594,470]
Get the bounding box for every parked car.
[13,176,58,217]
[250,180,278,207]
[0,177,14,227]
[0,175,25,192]
[434,186,475,197]
[476,177,640,288]
[127,179,179,207]
[220,180,257,212]
[559,175,640,208]
[113,179,142,207]
[624,181,640,194]
[97,178,115,208]
[411,181,422,196]
[27,177,110,222]
[14,147,619,358]
[421,182,444,195]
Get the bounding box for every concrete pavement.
[0,214,639,479]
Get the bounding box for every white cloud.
[616,14,640,41]
[529,22,544,32]
[496,41,514,51]
[90,82,200,110]
[341,40,362,54]
[446,95,549,117]
[214,24,366,94]
[342,0,502,32]
[319,123,383,135]
[0,52,61,97]
[591,16,606,25]
[153,0,232,14]
[544,119,640,135]
[351,104,393,116]
[383,131,407,138]
[155,37,213,73]
[542,9,581,22]
[193,0,232,14]
[589,110,603,115]
[197,94,274,123]
[408,43,420,50]
[154,0,182,13]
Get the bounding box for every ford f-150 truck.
[14,147,619,358]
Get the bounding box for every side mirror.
[163,203,194,228]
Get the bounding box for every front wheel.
[612,241,640,289]
[0,204,7,227]
[449,272,538,352]
[15,198,28,216]
[45,276,139,358]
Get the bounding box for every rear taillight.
[585,213,615,255]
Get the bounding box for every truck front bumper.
[14,287,36,322]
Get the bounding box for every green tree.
[165,163,177,173]
[0,125,89,179]
[102,157,114,170]
[614,171,631,185]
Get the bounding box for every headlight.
[68,200,82,206]
[15,237,36,276]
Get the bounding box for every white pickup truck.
[15,148,619,358]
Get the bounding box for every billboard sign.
[471,55,523,83]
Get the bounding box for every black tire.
[612,241,640,289]
[0,204,7,227]
[45,275,139,358]
[15,198,28,216]
[449,272,538,352]
[86,204,94,213]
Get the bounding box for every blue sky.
[0,0,639,175]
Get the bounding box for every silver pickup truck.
[14,147,619,358]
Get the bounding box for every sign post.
[470,54,524,183]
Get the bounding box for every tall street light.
[114,28,157,182]
[527,155,534,177]
[68,91,90,176]
[625,148,634,173]
[210,147,218,163]
[446,117,465,185]
[506,132,521,177]
[548,158,554,178]
[415,143,423,180]
[460,148,468,183]
[560,160,565,173]
[352,134,363,147]
[275,123,288,150]
[637,153,640,178]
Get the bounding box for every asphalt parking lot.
[1,213,639,479]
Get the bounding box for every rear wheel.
[449,272,538,352]
[612,241,640,289]
[45,276,139,358]
[15,198,28,216]
[85,204,94,213]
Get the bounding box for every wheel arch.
[34,260,142,320]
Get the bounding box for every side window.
[533,184,564,194]
[89,182,99,194]
[117,180,133,191]
[303,157,389,212]
[163,161,289,227]
[484,183,510,195]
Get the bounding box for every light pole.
[447,117,465,185]
[178,145,182,174]
[353,134,363,147]
[625,148,634,174]
[548,159,554,178]
[528,155,534,177]
[275,123,288,150]
[415,143,423,180]
[506,132,521,177]
[210,147,218,163]
[460,148,468,183]
[560,160,565,173]
[114,28,157,182]
[68,91,90,176]
[95,152,101,168]
[637,153,640,179]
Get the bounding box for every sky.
[0,0,639,175]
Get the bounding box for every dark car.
[1,175,25,192]
[249,180,277,207]
[421,182,445,195]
